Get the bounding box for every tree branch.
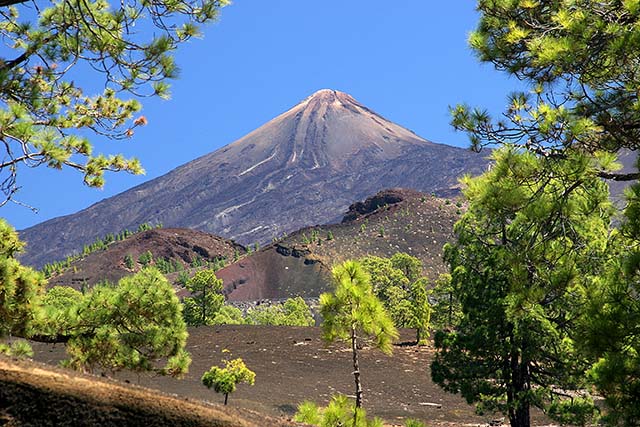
[598,171,640,181]
[0,0,28,7]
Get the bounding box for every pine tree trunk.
[509,404,530,427]
[201,286,206,325]
[507,341,530,427]
[351,325,363,409]
[224,393,228,405]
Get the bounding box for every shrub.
[0,340,34,359]
[245,297,314,326]
[201,358,255,405]
[294,395,384,427]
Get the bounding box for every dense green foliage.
[0,219,45,339]
[432,149,611,427]
[320,260,397,412]
[201,358,255,405]
[294,395,384,427]
[182,269,224,326]
[1,220,189,378]
[577,181,640,426]
[294,394,428,427]
[0,340,33,358]
[452,0,640,165]
[192,298,314,326]
[36,285,83,337]
[360,253,431,344]
[408,277,431,345]
[62,268,190,377]
[0,0,228,206]
[429,273,462,330]
[245,297,314,326]
[210,305,246,325]
[443,1,640,424]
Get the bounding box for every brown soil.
[48,228,246,289]
[29,326,553,427]
[0,354,297,427]
[219,190,462,300]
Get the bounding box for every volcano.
[20,89,488,267]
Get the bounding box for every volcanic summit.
[20,89,489,267]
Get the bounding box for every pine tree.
[578,179,640,425]
[320,260,397,413]
[0,219,46,339]
[0,0,228,206]
[408,278,431,346]
[360,253,430,341]
[63,267,190,377]
[451,0,640,181]
[201,358,255,405]
[182,269,224,326]
[431,149,611,427]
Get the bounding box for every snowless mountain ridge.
[20,89,489,268]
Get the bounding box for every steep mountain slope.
[20,89,489,268]
[218,189,461,300]
[48,228,245,289]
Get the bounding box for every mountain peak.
[20,90,490,268]
[301,88,355,106]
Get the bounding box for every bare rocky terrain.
[21,326,554,427]
[43,189,460,300]
[219,188,461,300]
[48,228,246,289]
[19,89,489,269]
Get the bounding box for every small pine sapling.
[201,358,255,405]
[124,254,135,269]
[320,260,397,414]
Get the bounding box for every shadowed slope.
[0,356,297,427]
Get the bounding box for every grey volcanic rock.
[20,89,489,268]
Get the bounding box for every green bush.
[138,250,153,266]
[0,340,34,359]
[202,358,255,405]
[211,305,246,325]
[124,254,135,269]
[294,395,384,427]
[245,297,314,326]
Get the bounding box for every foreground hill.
[48,228,246,289]
[20,89,489,268]
[0,354,297,427]
[218,189,460,300]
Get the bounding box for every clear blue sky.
[4,2,520,230]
